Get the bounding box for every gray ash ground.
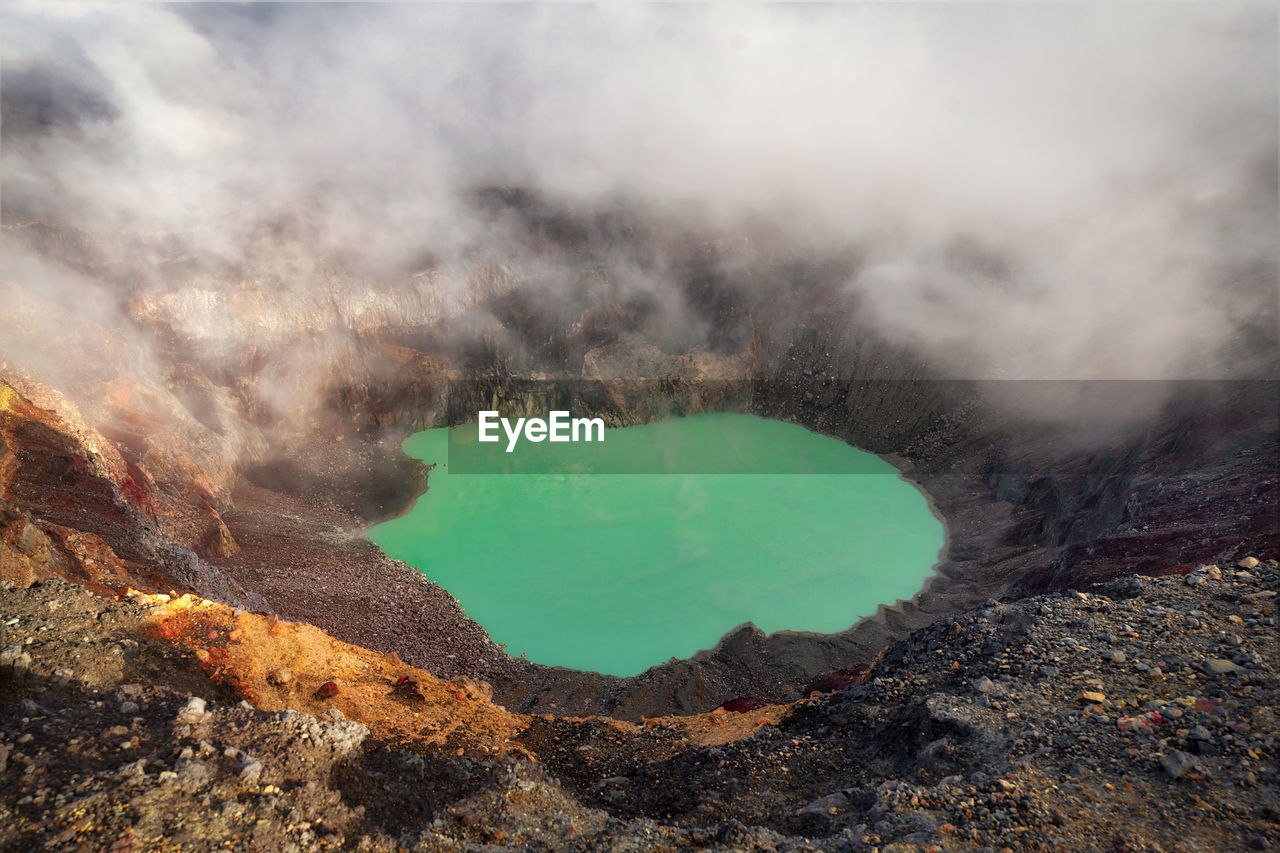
[2,553,1277,852]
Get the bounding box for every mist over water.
[1,3,1275,437]
[369,414,944,676]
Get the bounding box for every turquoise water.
[368,413,944,676]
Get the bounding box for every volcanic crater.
[3,205,1275,722]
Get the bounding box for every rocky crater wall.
[3,217,1276,720]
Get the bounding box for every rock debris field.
[1,552,1276,852]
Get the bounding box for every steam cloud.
[1,2,1276,425]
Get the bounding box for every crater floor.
[368,415,943,676]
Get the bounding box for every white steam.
[1,2,1275,399]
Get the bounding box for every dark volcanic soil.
[217,480,513,687]
[3,554,1276,852]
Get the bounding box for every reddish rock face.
[0,502,69,587]
[717,696,772,713]
[0,375,255,602]
[3,378,152,588]
[803,666,871,696]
